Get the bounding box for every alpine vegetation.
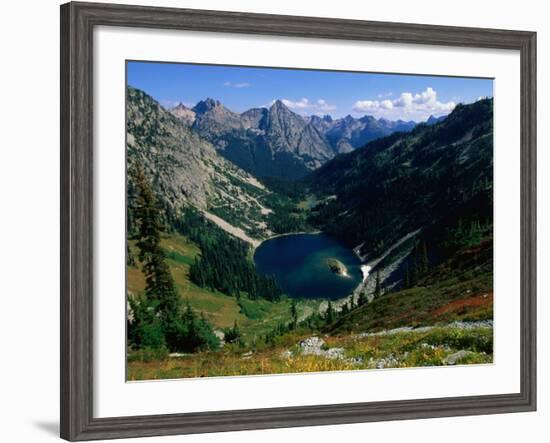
[126,61,494,379]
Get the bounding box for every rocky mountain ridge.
[308,98,493,260]
[170,97,424,179]
[127,86,274,243]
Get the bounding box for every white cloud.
[282,97,311,109]
[265,97,336,115]
[353,87,456,121]
[224,81,250,88]
[317,99,337,112]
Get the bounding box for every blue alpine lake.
[253,233,363,300]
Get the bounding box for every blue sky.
[127,61,493,122]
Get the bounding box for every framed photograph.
[60,1,536,440]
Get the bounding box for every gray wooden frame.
[60,1,537,441]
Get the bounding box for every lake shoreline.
[252,230,323,252]
[253,232,363,301]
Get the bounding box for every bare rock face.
[192,98,243,138]
[170,102,196,125]
[264,100,334,168]
[127,87,215,209]
[240,107,267,131]
[307,114,334,134]
[189,98,335,179]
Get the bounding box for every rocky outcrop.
[170,102,196,125]
[264,100,334,170]
[240,107,267,130]
[298,337,345,360]
[443,350,474,365]
[192,98,243,139]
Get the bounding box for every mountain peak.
[309,114,333,123]
[169,101,197,125]
[271,99,289,111]
[193,98,222,114]
[359,115,377,123]
[343,114,355,123]
[170,102,193,112]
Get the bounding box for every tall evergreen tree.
[131,163,183,349]
[358,290,367,307]
[129,164,219,353]
[290,299,298,329]
[404,263,411,289]
[409,251,418,287]
[130,163,184,349]
[341,302,349,315]
[223,319,243,346]
[420,240,429,274]
[325,300,335,324]
[374,271,381,299]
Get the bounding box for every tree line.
[175,207,283,302]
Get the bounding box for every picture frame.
[60,1,537,441]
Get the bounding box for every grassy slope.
[127,232,493,380]
[127,233,493,380]
[127,325,492,380]
[128,232,314,341]
[328,237,493,334]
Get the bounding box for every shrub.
[127,295,166,349]
[171,304,220,353]
[223,320,244,346]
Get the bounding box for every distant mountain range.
[307,114,416,154]
[168,97,435,179]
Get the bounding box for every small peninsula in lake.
[326,258,349,277]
